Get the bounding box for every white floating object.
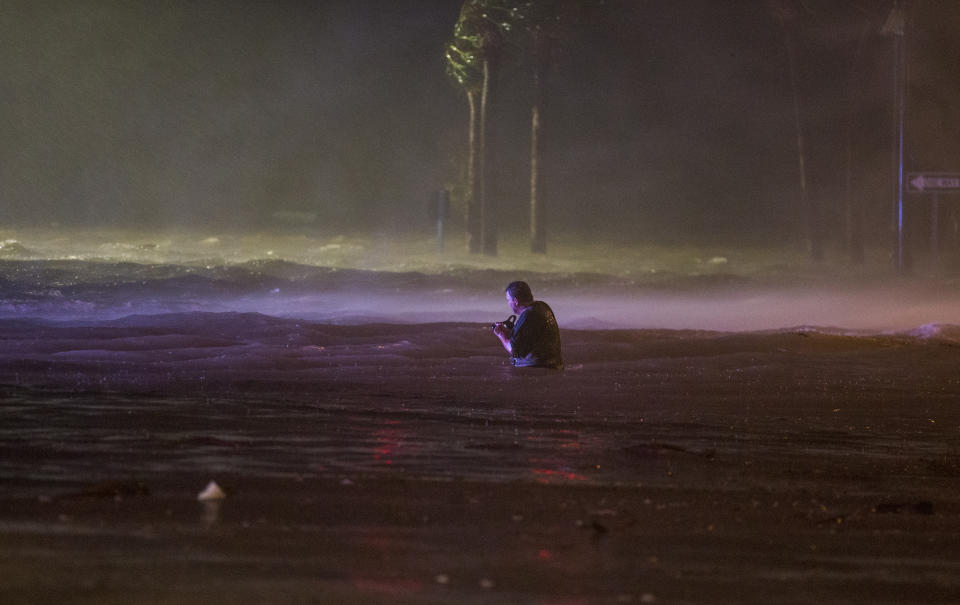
[197,481,226,501]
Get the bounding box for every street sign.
[907,173,960,193]
[904,172,960,270]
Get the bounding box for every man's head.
[505,281,534,315]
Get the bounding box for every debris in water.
[197,481,226,501]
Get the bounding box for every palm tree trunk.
[529,104,545,253]
[782,26,822,261]
[466,90,482,254]
[480,57,498,256]
[529,31,547,254]
[845,21,870,264]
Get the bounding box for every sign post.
[906,173,960,269]
[907,174,960,193]
[931,193,939,265]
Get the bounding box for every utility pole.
[883,1,907,272]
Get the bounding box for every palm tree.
[526,5,552,254]
[844,16,873,265]
[520,0,579,254]
[768,0,823,262]
[445,22,483,253]
[447,0,521,256]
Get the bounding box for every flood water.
[2,230,960,603]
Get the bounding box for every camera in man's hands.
[491,314,516,332]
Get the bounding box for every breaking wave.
[2,230,960,332]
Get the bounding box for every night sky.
[2,0,959,246]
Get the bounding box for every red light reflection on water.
[531,468,587,483]
[372,422,409,466]
[374,436,394,465]
[528,429,587,483]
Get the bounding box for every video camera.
[491,314,516,332]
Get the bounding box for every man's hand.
[493,322,513,353]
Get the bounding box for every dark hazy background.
[2,0,959,247]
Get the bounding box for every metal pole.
[931,192,939,269]
[895,1,906,272]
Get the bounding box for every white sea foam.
[899,323,960,342]
[1,227,960,333]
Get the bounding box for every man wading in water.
[492,281,563,369]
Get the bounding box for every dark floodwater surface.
[2,251,960,603]
[2,311,960,604]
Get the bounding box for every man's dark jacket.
[510,301,563,369]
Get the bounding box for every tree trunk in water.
[465,90,482,254]
[529,32,547,254]
[529,104,545,253]
[844,22,870,264]
[480,58,498,256]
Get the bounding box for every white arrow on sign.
[908,173,960,192]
